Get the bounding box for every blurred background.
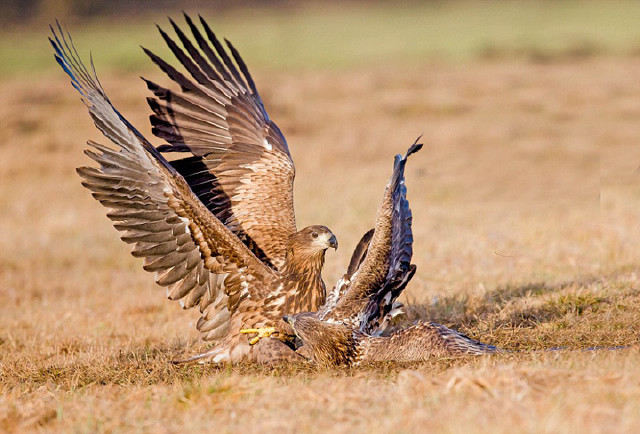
[3,0,640,74]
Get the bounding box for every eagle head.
[284,314,357,367]
[288,225,338,255]
[283,225,336,293]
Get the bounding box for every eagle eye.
[311,231,319,238]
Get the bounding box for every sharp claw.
[240,327,278,345]
[240,328,260,335]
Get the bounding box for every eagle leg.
[240,327,279,345]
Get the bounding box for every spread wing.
[319,141,422,333]
[142,14,296,270]
[50,24,277,342]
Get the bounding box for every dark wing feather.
[143,14,296,270]
[319,141,422,333]
[347,229,375,277]
[50,24,276,342]
[321,229,374,314]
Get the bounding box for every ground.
[1,2,640,433]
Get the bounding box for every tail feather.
[428,322,499,355]
[362,321,499,363]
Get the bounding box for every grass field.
[3,0,640,76]
[1,2,640,433]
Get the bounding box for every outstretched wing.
[50,24,276,342]
[319,140,422,333]
[142,14,296,270]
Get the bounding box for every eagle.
[49,16,420,364]
[285,317,499,367]
[283,146,499,367]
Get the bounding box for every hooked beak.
[328,234,338,250]
[283,315,294,326]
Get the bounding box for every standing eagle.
[50,16,420,364]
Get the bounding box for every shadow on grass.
[401,275,612,330]
[398,271,640,351]
[394,270,640,352]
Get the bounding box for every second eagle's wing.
[143,14,296,270]
[51,25,277,342]
[319,141,421,334]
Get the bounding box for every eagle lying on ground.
[284,145,498,367]
[51,15,497,365]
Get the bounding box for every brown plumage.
[286,143,499,366]
[141,15,297,271]
[285,315,499,367]
[50,19,338,364]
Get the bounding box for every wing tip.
[406,142,423,157]
[405,135,423,159]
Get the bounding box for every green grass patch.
[2,0,640,77]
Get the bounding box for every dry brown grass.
[1,56,640,432]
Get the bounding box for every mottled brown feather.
[287,316,498,367]
[143,14,296,270]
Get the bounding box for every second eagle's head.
[283,313,357,367]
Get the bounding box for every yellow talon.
[240,327,278,345]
